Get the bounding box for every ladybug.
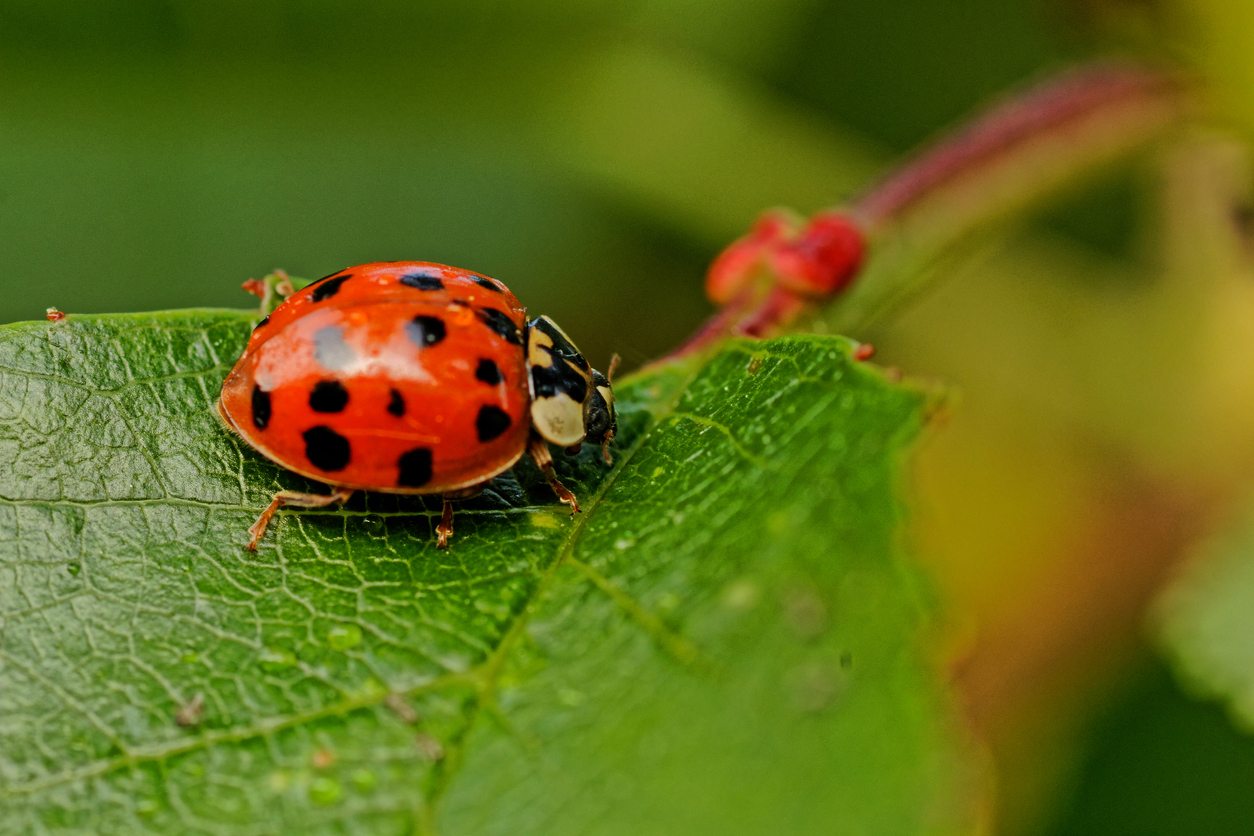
[217,262,617,550]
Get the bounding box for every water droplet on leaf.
[258,647,296,669]
[309,776,343,806]
[326,624,362,651]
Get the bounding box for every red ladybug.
[217,262,617,549]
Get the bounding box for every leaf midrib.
[420,356,710,817]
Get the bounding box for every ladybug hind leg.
[246,486,354,550]
[436,483,489,549]
[527,434,580,515]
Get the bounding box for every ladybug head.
[527,317,617,463]
[584,354,619,463]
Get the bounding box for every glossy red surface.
[219,262,532,493]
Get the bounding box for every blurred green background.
[0,0,1079,365]
[7,1,1254,834]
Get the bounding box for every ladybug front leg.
[246,486,354,550]
[527,435,580,515]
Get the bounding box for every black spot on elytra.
[400,271,444,291]
[476,405,512,442]
[477,308,523,345]
[473,275,502,293]
[313,325,355,371]
[251,385,271,429]
[311,268,347,284]
[397,447,433,487]
[387,388,406,417]
[475,358,502,385]
[406,315,446,348]
[303,426,351,471]
[311,275,351,302]
[253,315,270,331]
[309,380,349,413]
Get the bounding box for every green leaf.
[1159,507,1254,726]
[0,310,975,834]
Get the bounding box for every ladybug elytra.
[217,262,617,549]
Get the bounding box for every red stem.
[853,63,1179,229]
[656,62,1183,368]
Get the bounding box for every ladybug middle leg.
[246,486,354,550]
[527,434,580,515]
[437,483,488,549]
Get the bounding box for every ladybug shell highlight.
[218,262,532,494]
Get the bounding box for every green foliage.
[1159,508,1254,726]
[0,0,1065,363]
[1048,661,1254,836]
[0,311,972,834]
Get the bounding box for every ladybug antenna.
[607,353,621,385]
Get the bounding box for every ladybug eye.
[583,370,616,444]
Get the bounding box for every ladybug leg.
[246,486,354,550]
[436,484,488,549]
[527,435,580,515]
[436,499,455,549]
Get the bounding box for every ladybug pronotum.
[217,262,617,549]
